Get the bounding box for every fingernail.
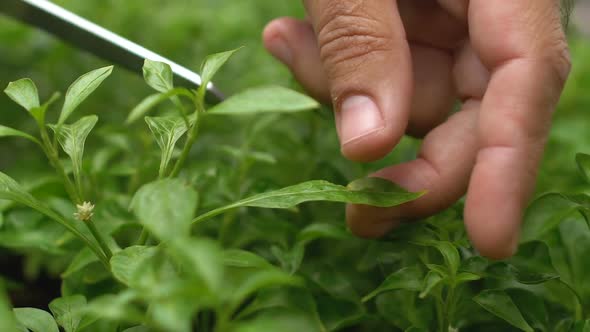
[267,36,292,66]
[338,96,384,145]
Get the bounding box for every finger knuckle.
[316,8,393,74]
[532,6,572,85]
[545,37,572,87]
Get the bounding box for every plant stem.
[41,205,110,270]
[39,126,80,203]
[435,295,445,332]
[559,279,584,320]
[443,284,457,332]
[85,218,113,259]
[170,110,201,178]
[137,229,150,246]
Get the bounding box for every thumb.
[305,0,413,161]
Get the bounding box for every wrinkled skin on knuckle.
[315,4,394,80]
[529,2,572,86]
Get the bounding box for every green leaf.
[59,66,113,125]
[223,249,273,269]
[49,115,98,188]
[454,272,482,285]
[473,289,534,332]
[82,291,144,323]
[296,223,351,245]
[122,327,150,332]
[362,266,423,302]
[167,238,223,293]
[149,297,196,332]
[507,289,548,331]
[199,48,240,94]
[126,88,194,124]
[406,328,429,332]
[306,263,360,303]
[233,310,321,332]
[521,193,581,243]
[143,60,174,93]
[145,116,189,177]
[486,262,559,285]
[48,295,86,332]
[4,78,40,111]
[278,224,352,274]
[0,125,41,145]
[0,280,18,332]
[317,296,366,331]
[459,256,489,275]
[413,240,460,277]
[419,271,443,299]
[13,308,59,332]
[228,269,303,312]
[576,153,590,183]
[572,320,590,332]
[193,178,423,224]
[130,179,198,239]
[207,86,319,115]
[61,248,97,278]
[110,246,158,287]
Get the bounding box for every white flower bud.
[74,201,95,221]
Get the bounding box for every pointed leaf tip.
[59,66,113,125]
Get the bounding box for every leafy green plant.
[1,47,590,331]
[0,50,410,331]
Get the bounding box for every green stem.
[559,279,584,320]
[444,285,457,331]
[85,219,113,259]
[170,110,201,178]
[435,295,445,332]
[39,126,80,203]
[40,207,110,270]
[219,148,251,245]
[137,229,150,246]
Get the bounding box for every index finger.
[464,0,571,259]
[303,0,413,162]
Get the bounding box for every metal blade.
[0,0,224,103]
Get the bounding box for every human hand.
[263,0,571,259]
